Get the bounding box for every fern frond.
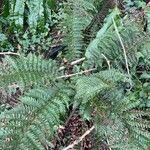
[11,0,25,28]
[76,67,150,149]
[62,0,96,60]
[93,95,150,150]
[0,87,69,150]
[0,54,57,89]
[76,69,128,103]
[85,20,150,71]
[26,0,45,29]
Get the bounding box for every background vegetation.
[0,0,150,149]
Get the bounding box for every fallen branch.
[63,126,95,150]
[59,57,85,71]
[57,68,96,79]
[0,52,20,56]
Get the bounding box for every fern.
[76,69,128,103]
[0,87,70,150]
[84,7,121,67]
[26,0,45,29]
[13,0,26,28]
[86,21,150,72]
[62,0,96,60]
[0,1,150,149]
[75,69,150,150]
[83,0,120,41]
[0,54,57,89]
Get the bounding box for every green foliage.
[76,69,128,103]
[84,7,121,67]
[0,30,52,53]
[86,18,150,72]
[0,54,57,89]
[0,0,56,53]
[0,87,70,150]
[0,33,14,52]
[1,0,55,31]
[0,0,150,150]
[75,2,150,148]
[76,69,150,149]
[16,31,52,54]
[61,0,96,60]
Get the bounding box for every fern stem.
[112,18,130,76]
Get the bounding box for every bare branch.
[57,68,96,79]
[59,57,85,71]
[63,126,95,150]
[0,52,20,56]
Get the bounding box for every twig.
[69,57,85,67]
[59,57,85,71]
[0,52,20,56]
[146,1,150,7]
[101,54,110,70]
[0,52,85,71]
[63,126,95,150]
[57,68,96,79]
[105,131,112,150]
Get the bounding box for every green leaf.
[0,33,7,42]
[13,0,26,28]
[47,0,56,10]
[3,0,10,17]
[141,72,150,79]
[26,0,45,29]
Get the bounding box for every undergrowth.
[0,0,150,149]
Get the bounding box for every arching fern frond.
[108,94,150,150]
[76,69,128,103]
[75,68,150,150]
[0,87,70,150]
[85,21,150,71]
[62,0,96,60]
[0,54,57,89]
